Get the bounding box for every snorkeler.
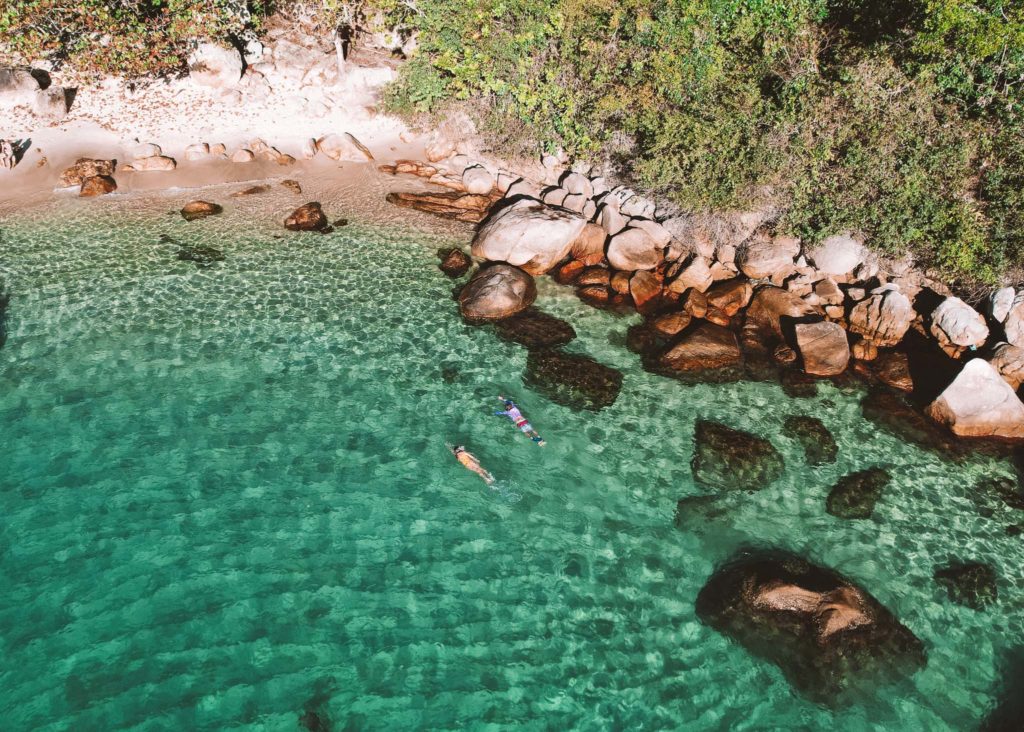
[450,444,495,485]
[494,395,546,446]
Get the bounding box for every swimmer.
[494,395,546,446]
[450,444,495,485]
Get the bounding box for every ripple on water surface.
[0,175,1022,730]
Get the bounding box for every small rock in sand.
[284,202,330,232]
[231,149,255,163]
[180,200,223,221]
[281,180,302,194]
[79,175,117,197]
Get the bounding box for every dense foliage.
[382,0,1024,284]
[1,0,1021,282]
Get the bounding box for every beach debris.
[284,202,330,232]
[180,200,223,221]
[79,175,117,197]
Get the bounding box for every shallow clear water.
[1,172,1022,730]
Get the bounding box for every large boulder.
[990,343,1024,390]
[462,165,494,194]
[988,287,1015,324]
[1004,292,1024,348]
[0,67,40,107]
[926,359,1024,439]
[123,155,176,172]
[666,256,714,294]
[736,233,800,280]
[784,415,837,465]
[741,285,822,354]
[805,234,866,278]
[523,349,623,411]
[59,158,115,188]
[458,264,536,321]
[826,468,890,519]
[847,285,914,348]
[284,202,329,232]
[654,322,742,375]
[471,199,604,274]
[34,86,68,118]
[607,227,664,271]
[794,321,850,376]
[317,132,374,162]
[691,420,784,492]
[696,550,926,705]
[929,297,989,351]
[188,43,243,88]
[872,351,914,392]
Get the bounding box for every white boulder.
[806,234,866,277]
[188,43,243,88]
[926,359,1024,439]
[607,227,665,271]
[929,297,989,350]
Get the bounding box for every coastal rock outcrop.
[471,199,604,274]
[180,200,223,221]
[458,264,537,321]
[736,233,800,279]
[188,43,243,88]
[929,297,989,354]
[696,549,927,705]
[847,285,914,348]
[784,415,837,465]
[59,158,115,188]
[805,234,866,278]
[284,202,330,232]
[607,227,664,271]
[79,175,117,197]
[741,285,821,354]
[386,191,494,223]
[990,343,1024,390]
[523,349,623,411]
[654,322,742,376]
[925,359,1024,439]
[794,321,850,376]
[691,420,785,491]
[933,561,998,610]
[826,468,890,519]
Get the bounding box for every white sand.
[1,58,428,208]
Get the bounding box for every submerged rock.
[523,349,623,411]
[652,322,742,378]
[284,202,329,232]
[180,200,223,221]
[934,561,998,610]
[438,248,472,278]
[826,468,890,519]
[975,475,1024,512]
[980,646,1024,732]
[784,415,837,465]
[458,264,536,321]
[691,420,785,492]
[231,184,271,197]
[872,351,914,392]
[177,246,226,267]
[494,309,576,350]
[386,190,494,223]
[696,549,926,705]
[281,179,302,194]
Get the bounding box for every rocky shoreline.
[376,148,1024,444]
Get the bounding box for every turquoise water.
[1,174,1022,730]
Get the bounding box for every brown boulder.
[79,175,117,197]
[577,286,610,308]
[656,322,742,373]
[284,202,329,232]
[705,278,753,316]
[650,310,692,338]
[458,264,537,321]
[180,200,223,221]
[60,158,115,187]
[794,321,850,376]
[629,270,663,314]
[847,285,914,348]
[438,248,472,278]
[386,191,494,223]
[742,285,822,354]
[577,267,611,287]
[553,259,585,285]
[610,270,631,296]
[873,351,914,392]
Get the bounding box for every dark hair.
[504,399,514,407]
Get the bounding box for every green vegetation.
[381,0,1024,284]
[2,0,1021,283]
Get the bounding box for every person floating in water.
[450,444,495,485]
[494,395,546,446]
